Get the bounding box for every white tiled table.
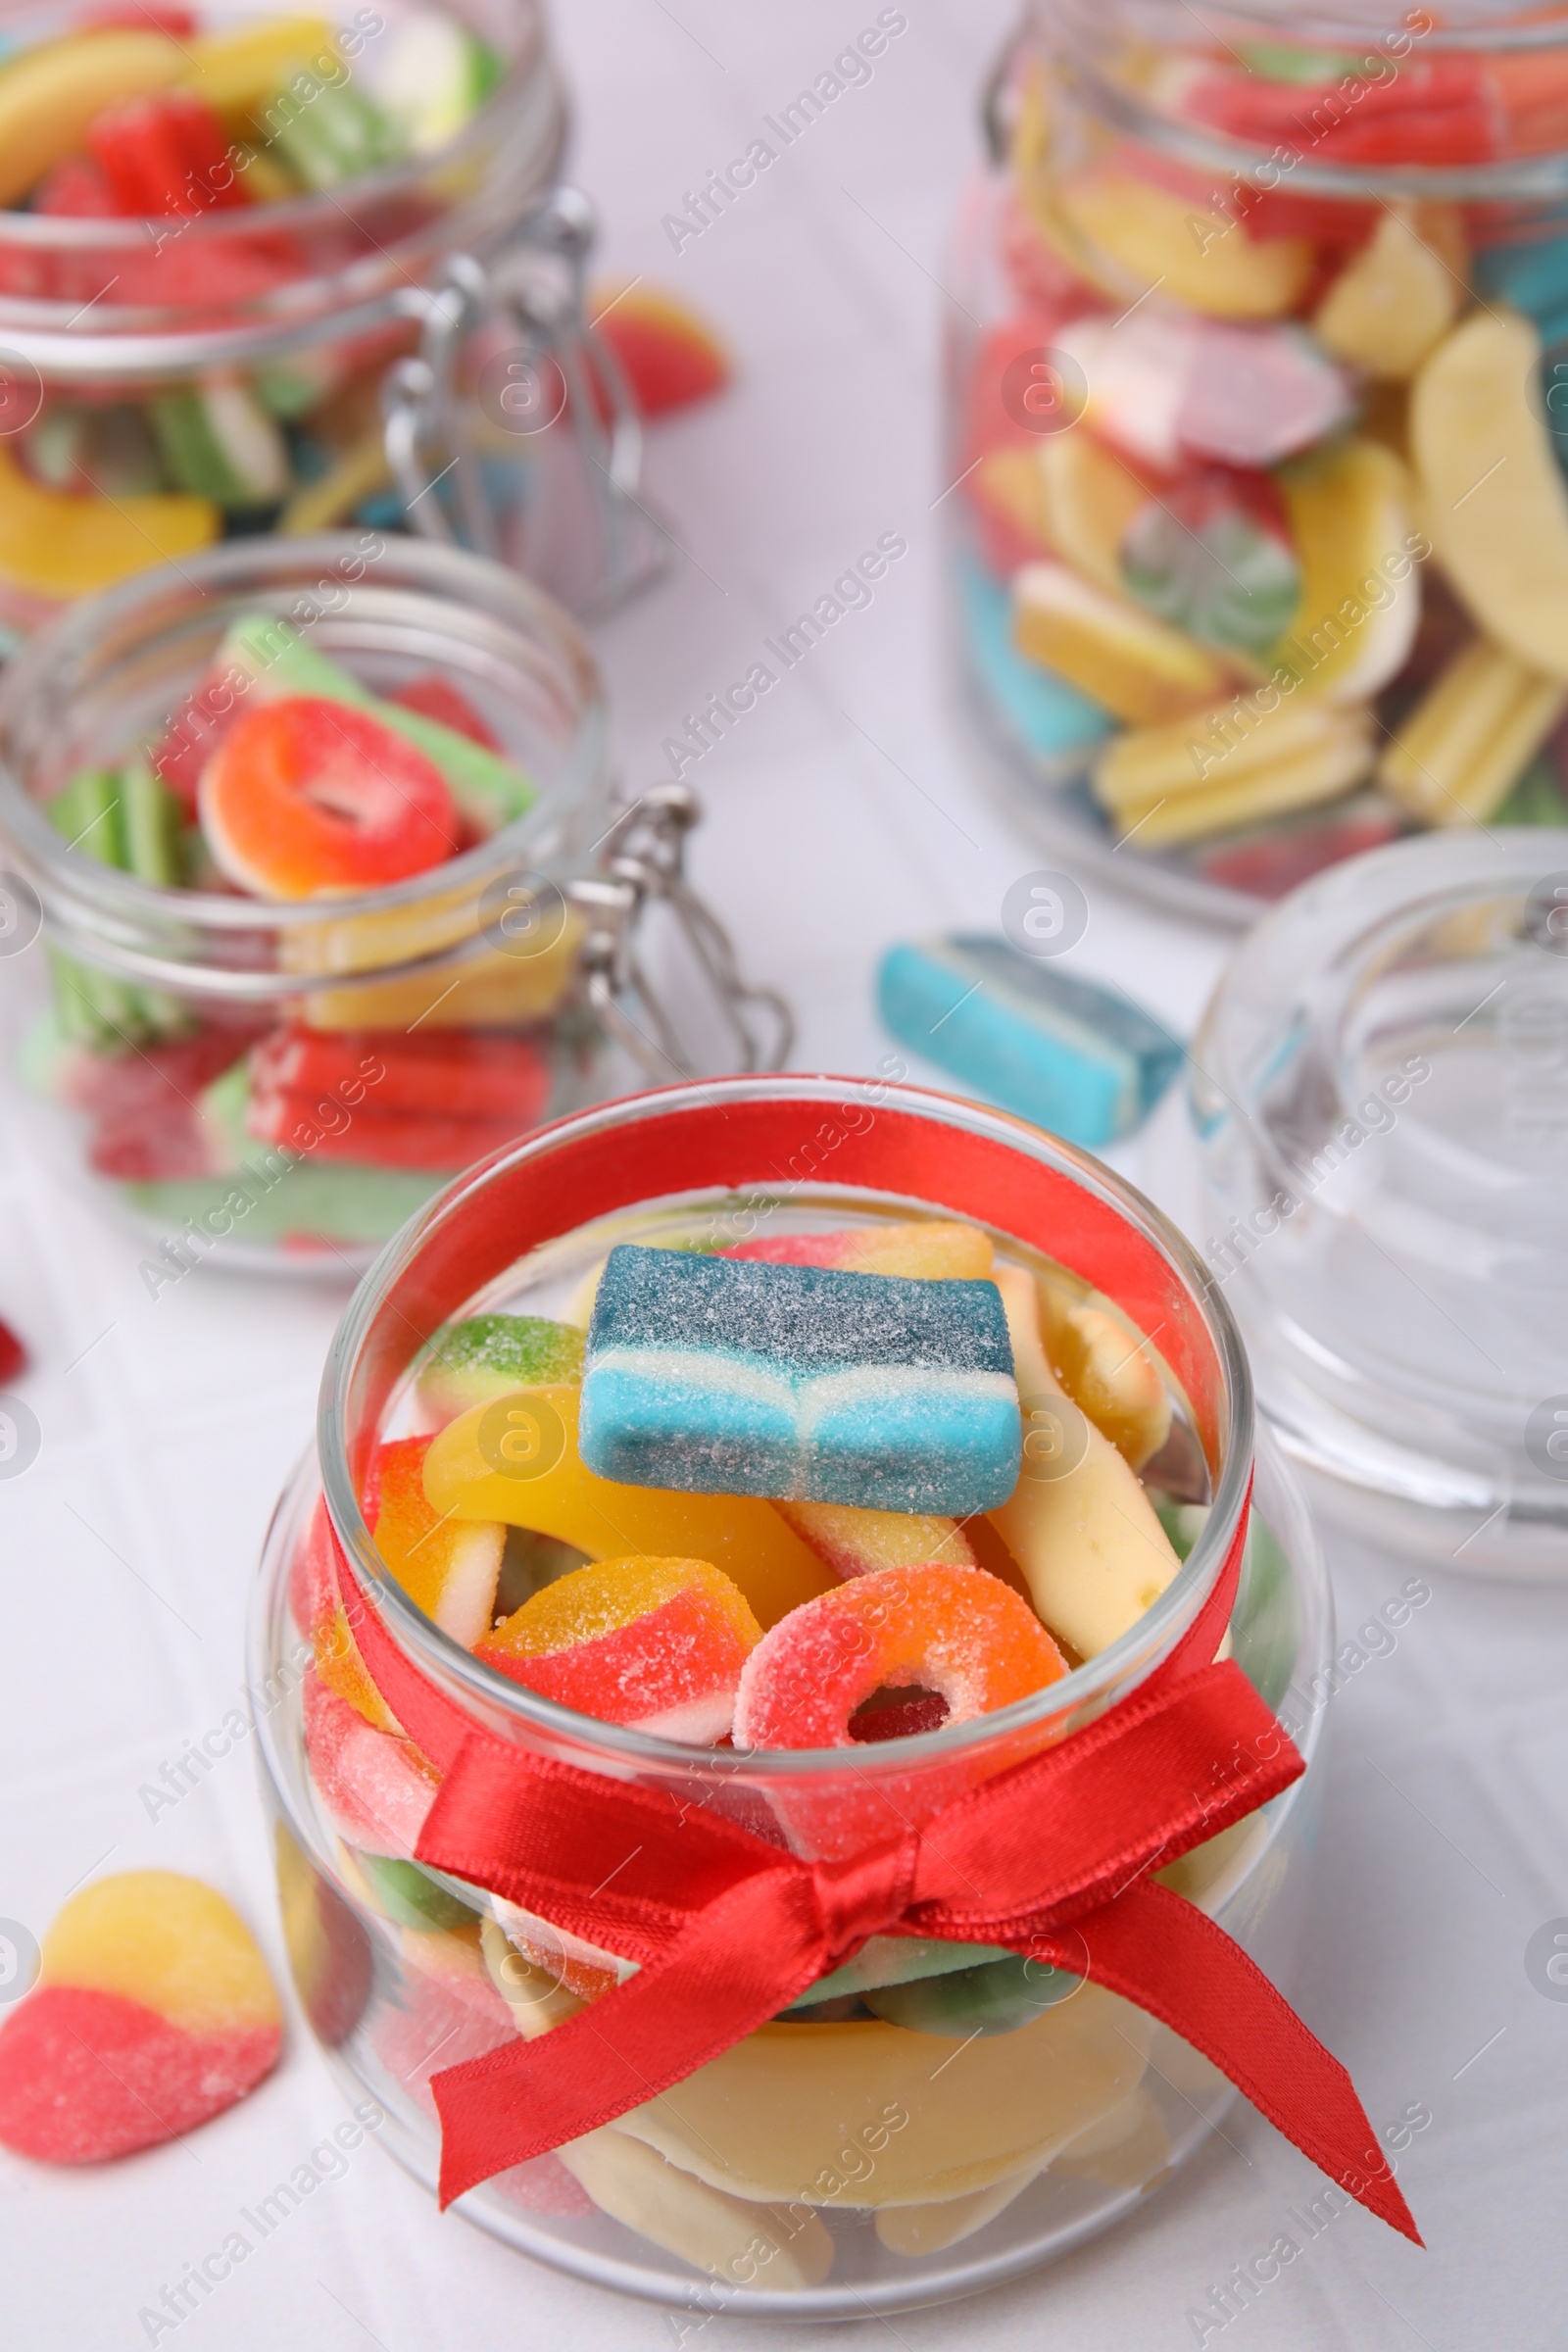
[2,5,1565,2346]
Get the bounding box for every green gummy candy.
[45,768,188,1044]
[148,383,287,509]
[268,73,404,189]
[1121,502,1301,656]
[1230,1512,1300,1713]
[353,1850,476,1932]
[417,1313,586,1418]
[863,1951,1082,2038]
[220,612,533,830]
[1494,757,1568,827]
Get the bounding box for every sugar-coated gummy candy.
[775,1497,977,1582]
[477,1555,762,1743]
[733,1562,1066,1752]
[365,1434,504,1649]
[1045,1298,1172,1470]
[0,1872,280,2163]
[291,1493,402,1732]
[0,1315,26,1383]
[417,1312,585,1423]
[1011,558,1232,728]
[351,1850,477,1935]
[989,1264,1181,1660]
[1093,692,1374,849]
[722,1218,993,1282]
[877,935,1183,1150]
[421,1383,833,1628]
[863,1949,1081,2037]
[587,281,731,417]
[956,552,1114,765]
[1378,638,1566,825]
[199,696,461,900]
[581,1245,1021,1518]
[302,1668,438,1856]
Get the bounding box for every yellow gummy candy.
[0,29,184,206]
[0,443,218,602]
[180,18,337,123]
[40,1871,280,2035]
[421,1386,834,1629]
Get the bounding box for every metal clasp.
[567,784,793,1083]
[382,189,667,616]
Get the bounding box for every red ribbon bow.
[337,1510,1420,2243]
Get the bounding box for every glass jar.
[947,0,1568,924]
[1190,827,1568,1579]
[0,0,660,635]
[0,535,790,1270]
[249,1076,1335,2318]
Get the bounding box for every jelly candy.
[1121,469,1300,657]
[477,1554,762,1741]
[1412,311,1568,681]
[292,1492,402,1733]
[969,447,1054,576]
[580,1245,1021,1517]
[1012,560,1232,725]
[1048,167,1314,318]
[422,1384,832,1627]
[368,12,499,152]
[219,612,534,831]
[366,1435,505,1648]
[351,1851,476,1934]
[1197,801,1401,898]
[179,16,335,124]
[1092,691,1374,849]
[200,696,461,897]
[877,936,1183,1150]
[1270,439,1421,701]
[1054,313,1352,473]
[149,378,288,509]
[417,1313,585,1422]
[251,1023,550,1127]
[957,553,1113,762]
[588,281,730,417]
[1043,1297,1171,1470]
[1035,429,1150,596]
[0,1872,280,2163]
[732,1562,1066,1751]
[1313,208,1459,379]
[723,1219,994,1281]
[88,88,248,215]
[1378,640,1566,825]
[0,440,217,604]
[0,1317,25,1383]
[387,672,500,749]
[774,1499,976,1581]
[1494,756,1568,825]
[270,70,402,190]
[557,2125,835,2289]
[302,1668,437,1856]
[989,1264,1180,1661]
[0,28,184,207]
[863,1948,1079,2037]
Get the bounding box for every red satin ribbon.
[335,1501,1420,2244]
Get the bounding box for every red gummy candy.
[0,1318,25,1384]
[89,92,250,220]
[251,1023,551,1124]
[588,284,729,417]
[32,155,118,219]
[1200,809,1401,900]
[0,1986,277,2164]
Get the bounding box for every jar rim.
[0,2,564,370]
[315,1074,1257,1777]
[0,531,608,980]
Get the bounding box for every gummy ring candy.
[199,694,461,898]
[733,1562,1066,1750]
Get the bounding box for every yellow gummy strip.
[422,1387,834,1629]
[1100,732,1373,847]
[1096,695,1350,802]
[180,18,337,119]
[0,29,183,207]
[1380,640,1566,823]
[39,1871,281,2036]
[0,444,218,600]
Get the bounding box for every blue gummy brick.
[580,1244,1021,1514]
[1475,234,1568,320]
[877,934,1185,1150]
[957,552,1112,766]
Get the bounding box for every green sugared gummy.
[417,1313,586,1418]
[45,768,188,1045]
[862,1951,1082,2038]
[353,1851,477,1933]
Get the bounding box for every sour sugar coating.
[733,1562,1067,1751]
[477,1555,762,1743]
[198,695,460,898]
[365,1435,504,1649]
[722,1219,993,1281]
[580,1245,1021,1517]
[775,1498,978,1581]
[878,937,1183,1152]
[0,1872,280,2164]
[416,1313,585,1424]
[302,1670,438,1857]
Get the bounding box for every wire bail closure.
[567,785,794,1082]
[383,191,668,616]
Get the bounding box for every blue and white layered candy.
[579,1244,1021,1515]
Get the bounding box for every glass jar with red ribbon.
[949,0,1568,925]
[0,536,790,1273]
[246,1075,1416,2316]
[0,0,661,639]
